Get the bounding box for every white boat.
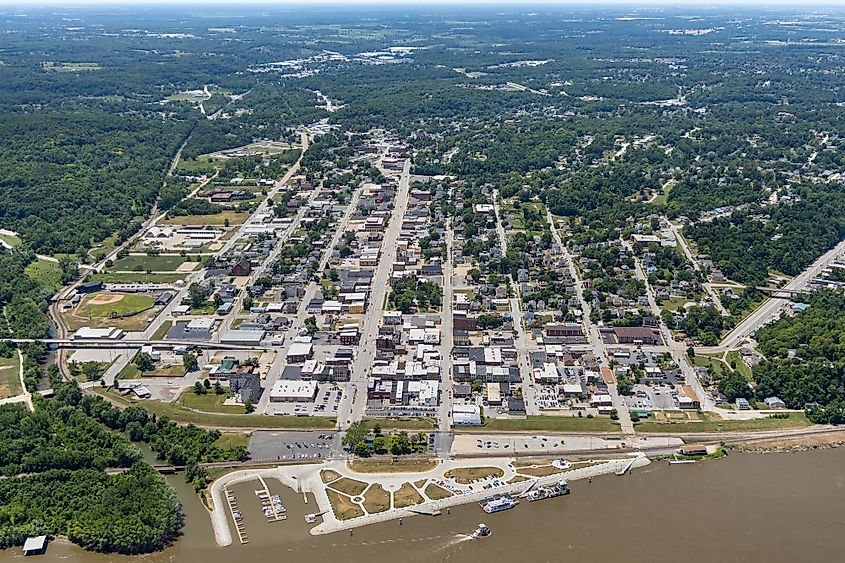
[526,479,570,502]
[480,495,518,513]
[471,523,492,539]
[669,459,696,465]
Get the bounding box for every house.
[764,396,786,409]
[231,258,252,276]
[679,444,708,456]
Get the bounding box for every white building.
[269,380,318,402]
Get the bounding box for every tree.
[134,352,155,372]
[182,352,198,372]
[193,382,206,395]
[304,316,318,336]
[214,381,224,395]
[342,421,370,452]
[244,400,255,414]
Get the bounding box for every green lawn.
[25,258,63,293]
[95,388,337,429]
[215,432,251,450]
[637,412,812,433]
[692,354,728,380]
[82,293,155,318]
[726,351,753,379]
[178,390,245,414]
[151,321,172,340]
[90,272,187,284]
[162,210,249,226]
[474,415,620,433]
[362,417,438,430]
[0,353,22,399]
[110,254,195,272]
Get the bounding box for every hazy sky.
[0,0,841,6]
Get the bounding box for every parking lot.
[265,384,343,417]
[249,430,340,462]
[626,383,680,411]
[365,403,438,418]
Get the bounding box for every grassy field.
[25,258,63,293]
[178,390,245,414]
[726,351,753,379]
[393,483,424,508]
[516,465,567,478]
[692,354,729,380]
[0,232,21,247]
[326,490,364,520]
[477,415,620,433]
[95,387,337,429]
[444,466,504,484]
[110,254,195,272]
[90,272,187,284]
[0,353,21,399]
[423,483,453,500]
[329,477,368,497]
[117,362,186,380]
[362,416,438,430]
[215,432,250,450]
[348,458,438,474]
[637,412,812,433]
[152,321,172,340]
[362,484,391,514]
[81,292,155,317]
[162,210,249,226]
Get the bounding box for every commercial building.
[268,380,318,402]
[453,404,482,425]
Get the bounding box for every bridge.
[2,338,271,352]
[753,286,807,299]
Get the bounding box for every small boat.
[480,495,518,514]
[669,459,696,465]
[471,523,492,539]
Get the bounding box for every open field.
[63,292,158,332]
[0,231,21,247]
[393,483,424,508]
[516,465,567,477]
[0,353,21,399]
[178,390,245,414]
[25,258,63,293]
[444,466,504,484]
[476,415,620,433]
[347,458,438,474]
[637,412,812,433]
[95,387,337,429]
[162,210,249,226]
[362,484,391,514]
[90,272,187,284]
[326,490,365,520]
[117,361,186,380]
[214,432,250,450]
[110,254,196,272]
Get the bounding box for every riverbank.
[208,455,650,541]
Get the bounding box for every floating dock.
[255,475,287,522]
[224,487,249,544]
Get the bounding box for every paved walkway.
[207,454,650,543]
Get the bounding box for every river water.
[3,449,845,562]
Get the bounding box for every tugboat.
[526,480,570,502]
[471,523,492,539]
[480,494,518,514]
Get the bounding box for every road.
[491,190,537,415]
[546,211,633,433]
[697,236,845,354]
[256,182,365,415]
[669,222,729,316]
[437,216,454,431]
[337,159,412,429]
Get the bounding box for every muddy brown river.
[3,449,845,562]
